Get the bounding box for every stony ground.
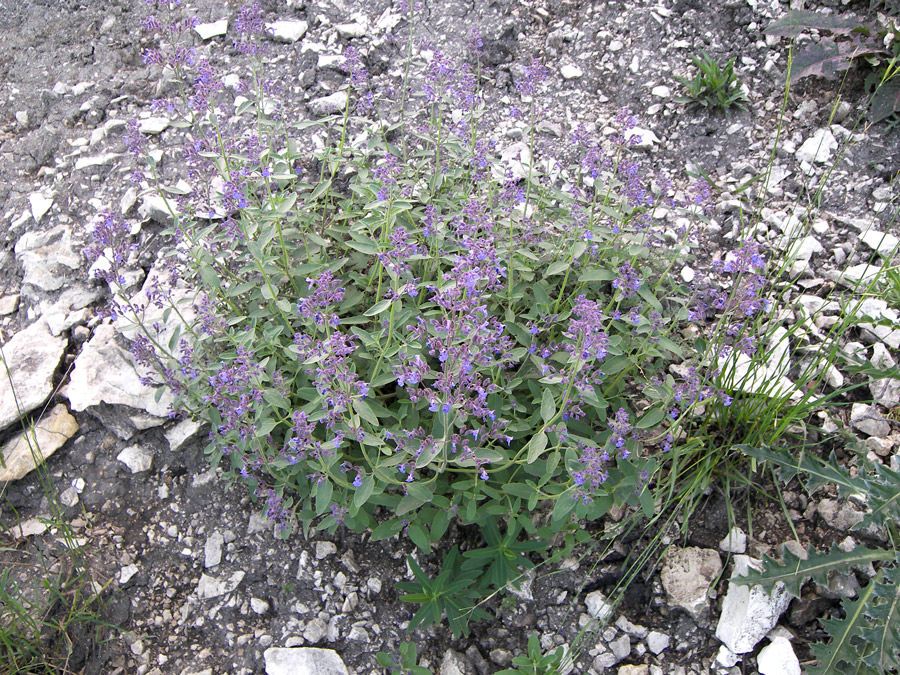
[1,0,899,674]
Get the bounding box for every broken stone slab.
[660,547,723,619]
[116,444,154,473]
[0,319,67,430]
[816,498,865,531]
[196,571,244,600]
[266,20,308,42]
[795,128,837,164]
[66,323,174,432]
[308,91,348,116]
[756,635,801,675]
[0,404,78,482]
[715,555,791,654]
[14,225,82,292]
[860,228,899,257]
[719,526,747,554]
[194,19,227,40]
[263,647,348,675]
[850,402,892,438]
[28,192,53,223]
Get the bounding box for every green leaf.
[371,518,404,540]
[502,483,536,500]
[199,263,221,289]
[262,389,290,410]
[364,299,393,316]
[636,404,665,429]
[352,475,375,511]
[314,480,333,515]
[551,487,577,523]
[352,398,379,426]
[546,260,570,276]
[526,431,549,463]
[407,524,431,553]
[540,389,556,424]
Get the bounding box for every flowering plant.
[90,0,774,608]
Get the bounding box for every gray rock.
[138,117,169,135]
[585,590,614,621]
[165,418,205,451]
[861,229,899,257]
[194,19,228,40]
[196,571,244,600]
[646,631,670,655]
[315,541,337,559]
[264,647,348,675]
[251,598,270,614]
[608,634,631,661]
[0,295,18,316]
[660,547,722,618]
[205,531,224,568]
[0,320,67,430]
[756,636,800,675]
[28,192,53,223]
[850,403,891,438]
[15,226,81,292]
[0,404,79,481]
[715,555,791,654]
[623,127,660,151]
[116,444,154,473]
[302,617,328,643]
[816,498,865,531]
[67,323,174,428]
[440,649,473,675]
[267,20,308,43]
[335,22,367,39]
[309,91,348,116]
[795,128,837,164]
[719,526,747,554]
[560,64,583,79]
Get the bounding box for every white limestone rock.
[309,91,348,116]
[139,116,169,135]
[205,531,225,568]
[560,64,583,79]
[28,192,53,223]
[264,647,349,675]
[0,405,78,482]
[850,402,891,438]
[861,229,899,257]
[15,226,82,292]
[67,323,174,429]
[585,590,614,622]
[335,22,367,39]
[757,636,801,675]
[196,571,244,600]
[795,128,837,164]
[660,547,722,618]
[646,631,670,655]
[266,20,308,42]
[719,526,747,554]
[0,320,67,430]
[194,19,228,40]
[715,555,791,654]
[623,127,660,151]
[116,444,154,473]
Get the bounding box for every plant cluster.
[676,52,749,111]
[83,0,900,666]
[763,9,900,123]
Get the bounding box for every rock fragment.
[660,547,722,618]
[715,555,791,654]
[0,320,67,430]
[0,405,78,481]
[267,20,308,42]
[195,19,227,40]
[263,647,348,675]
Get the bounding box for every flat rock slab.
[716,555,791,654]
[14,225,82,292]
[0,319,67,430]
[264,647,349,675]
[66,322,173,423]
[660,547,722,618]
[0,404,78,481]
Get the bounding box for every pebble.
[651,85,670,97]
[646,631,670,655]
[194,19,227,40]
[205,531,224,568]
[560,65,583,79]
[757,636,800,675]
[585,590,614,621]
[116,444,154,473]
[719,526,747,554]
[267,20,308,43]
[850,402,891,438]
[315,541,337,559]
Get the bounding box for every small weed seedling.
[676,52,749,110]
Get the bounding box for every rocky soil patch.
[1,0,898,674]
